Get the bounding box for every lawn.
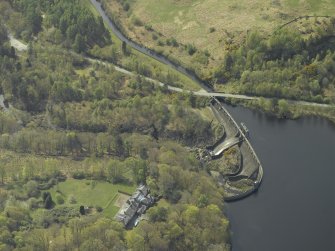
[49,179,136,218]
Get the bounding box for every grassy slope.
[83,0,200,91]
[130,0,334,50]
[50,179,136,218]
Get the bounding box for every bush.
[27,197,40,210]
[157,40,165,46]
[79,205,85,215]
[38,178,58,190]
[56,194,64,205]
[152,33,158,40]
[122,2,130,11]
[68,195,77,204]
[148,207,168,222]
[50,206,80,224]
[186,44,197,55]
[170,38,178,47]
[44,194,54,209]
[145,24,153,31]
[24,181,40,198]
[131,16,143,26]
[96,206,103,212]
[72,171,86,180]
[209,27,216,33]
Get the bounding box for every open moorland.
[102,0,335,122]
[0,0,233,249]
[103,0,335,65]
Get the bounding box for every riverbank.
[209,98,263,201]
[89,0,208,92]
[90,0,264,201]
[225,105,335,251]
[227,98,335,126]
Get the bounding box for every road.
[88,58,334,108]
[8,34,334,108]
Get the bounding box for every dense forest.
[0,0,231,250]
[213,21,335,104]
[7,0,110,52]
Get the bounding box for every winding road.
[7,6,333,109]
[88,59,333,108]
[89,0,334,109]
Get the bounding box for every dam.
[207,97,263,201]
[90,0,263,201]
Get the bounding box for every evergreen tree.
[73,34,86,53]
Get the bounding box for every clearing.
[49,179,136,218]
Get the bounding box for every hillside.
[101,0,335,122]
[103,0,334,65]
[0,0,231,250]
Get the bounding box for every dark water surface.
[89,1,335,249]
[225,105,335,251]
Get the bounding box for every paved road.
[91,58,334,108]
[9,35,333,108]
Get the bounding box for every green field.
[106,0,335,63]
[83,0,200,91]
[286,0,324,10]
[50,179,136,218]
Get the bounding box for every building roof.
[115,185,154,227]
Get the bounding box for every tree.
[113,135,125,157]
[66,132,81,155]
[121,41,127,55]
[0,166,6,184]
[127,158,147,184]
[80,239,106,251]
[26,10,42,35]
[24,229,50,251]
[277,99,289,117]
[79,206,85,215]
[125,231,145,251]
[0,157,10,184]
[42,192,53,209]
[0,23,8,45]
[107,160,124,184]
[147,207,168,222]
[197,194,209,208]
[24,180,39,198]
[139,147,148,160]
[73,34,86,53]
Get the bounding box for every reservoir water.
[225,105,335,251]
[89,1,335,249]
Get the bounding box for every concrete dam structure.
[208,97,263,201]
[91,0,263,201]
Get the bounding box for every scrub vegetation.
[102,0,335,122]
[0,0,231,250]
